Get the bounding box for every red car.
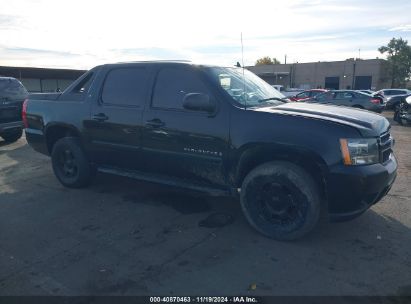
[289,89,328,102]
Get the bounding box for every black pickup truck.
[25,61,397,240]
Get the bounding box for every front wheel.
[240,161,321,241]
[51,137,94,188]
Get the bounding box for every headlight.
[339,138,379,165]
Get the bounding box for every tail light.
[371,98,381,104]
[22,98,28,128]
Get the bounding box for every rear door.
[140,65,230,187]
[85,65,151,169]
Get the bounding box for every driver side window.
[152,67,210,110]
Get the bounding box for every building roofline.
[246,58,386,68]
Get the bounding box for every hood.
[254,102,390,137]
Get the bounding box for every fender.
[44,122,83,154]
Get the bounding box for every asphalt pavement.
[0,112,410,296]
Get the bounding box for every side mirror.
[183,93,215,113]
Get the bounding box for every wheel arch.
[44,123,82,154]
[234,144,329,202]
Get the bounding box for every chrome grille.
[378,131,393,163]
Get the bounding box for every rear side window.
[335,92,354,99]
[72,72,93,94]
[152,67,209,110]
[391,90,407,95]
[316,92,333,101]
[101,67,148,107]
[297,91,310,98]
[0,78,28,100]
[311,91,323,97]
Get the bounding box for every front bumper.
[327,154,397,221]
[0,121,23,133]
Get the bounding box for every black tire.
[394,106,401,124]
[1,128,23,143]
[51,137,93,188]
[400,118,408,126]
[240,161,321,241]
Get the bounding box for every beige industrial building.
[0,66,85,93]
[247,58,391,90]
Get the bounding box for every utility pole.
[284,54,287,65]
[358,48,361,59]
[352,62,356,89]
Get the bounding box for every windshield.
[206,67,286,107]
[0,78,28,100]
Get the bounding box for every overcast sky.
[0,0,410,70]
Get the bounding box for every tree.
[255,56,281,65]
[379,38,411,87]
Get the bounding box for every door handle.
[145,118,165,128]
[92,113,109,122]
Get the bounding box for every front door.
[141,66,230,187]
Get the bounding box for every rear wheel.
[1,128,23,143]
[51,137,94,188]
[240,161,321,241]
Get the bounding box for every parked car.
[307,90,385,113]
[24,62,397,240]
[375,89,411,108]
[289,89,327,101]
[385,93,411,110]
[394,95,411,125]
[0,77,28,143]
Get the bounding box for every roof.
[103,60,221,69]
[115,60,192,64]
